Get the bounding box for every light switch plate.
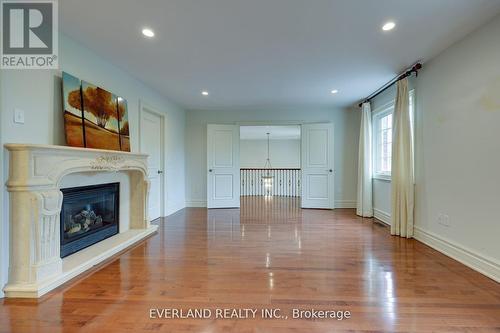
[14,108,25,124]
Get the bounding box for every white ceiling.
[240,126,301,140]
[60,0,500,111]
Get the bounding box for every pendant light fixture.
[262,132,274,196]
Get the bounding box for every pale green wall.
[414,14,500,268]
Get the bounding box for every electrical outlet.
[14,108,25,124]
[437,214,450,227]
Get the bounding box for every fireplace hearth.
[60,183,120,258]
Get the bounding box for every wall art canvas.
[81,81,121,150]
[62,72,85,147]
[61,72,131,152]
[117,97,130,152]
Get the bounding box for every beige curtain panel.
[356,102,373,217]
[391,78,414,238]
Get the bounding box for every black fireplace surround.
[60,183,119,258]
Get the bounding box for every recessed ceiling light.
[142,28,155,38]
[331,89,339,94]
[382,21,396,31]
[201,91,209,96]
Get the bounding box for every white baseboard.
[186,200,207,207]
[334,200,356,209]
[374,208,391,226]
[414,226,500,283]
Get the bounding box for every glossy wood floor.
[1,197,499,332]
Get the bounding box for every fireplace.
[4,144,154,298]
[60,183,120,258]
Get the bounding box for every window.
[373,104,394,179]
[372,89,415,180]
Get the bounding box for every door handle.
[157,170,163,174]
[328,169,333,173]
[209,169,213,172]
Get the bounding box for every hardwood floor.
[1,197,499,332]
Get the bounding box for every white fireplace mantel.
[3,144,158,298]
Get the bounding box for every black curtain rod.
[358,63,422,107]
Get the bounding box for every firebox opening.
[60,182,120,258]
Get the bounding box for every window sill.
[373,174,391,182]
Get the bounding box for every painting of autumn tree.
[62,72,85,147]
[117,97,130,151]
[62,72,131,152]
[80,81,120,150]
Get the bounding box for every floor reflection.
[1,197,500,332]
[240,196,302,224]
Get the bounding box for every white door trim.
[139,100,166,218]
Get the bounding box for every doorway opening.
[206,123,334,210]
[239,125,301,199]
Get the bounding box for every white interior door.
[301,123,334,209]
[140,107,164,220]
[207,124,240,208]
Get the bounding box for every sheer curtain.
[356,102,373,217]
[391,78,414,238]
